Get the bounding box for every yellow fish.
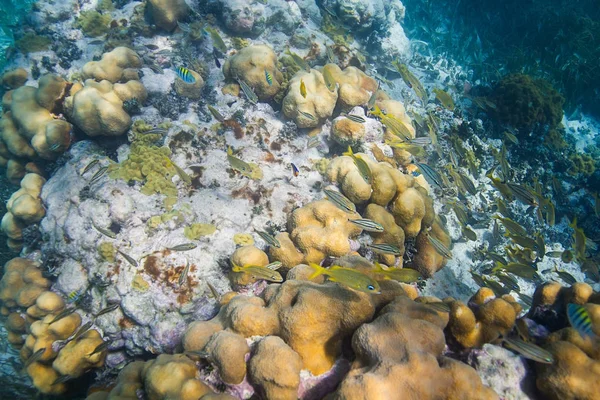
[309,263,380,294]
[300,79,307,98]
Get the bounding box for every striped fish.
[207,105,225,122]
[367,83,379,109]
[299,110,317,121]
[89,166,109,185]
[81,159,99,175]
[367,243,402,256]
[176,67,196,84]
[567,303,595,337]
[427,302,451,313]
[71,321,93,342]
[345,114,366,123]
[179,259,191,287]
[324,189,356,213]
[307,136,320,149]
[237,79,258,104]
[415,163,444,188]
[256,230,281,248]
[50,307,77,324]
[502,337,554,364]
[348,218,384,232]
[506,182,537,206]
[265,69,273,86]
[266,261,282,270]
[117,250,137,267]
[141,127,168,135]
[426,233,453,259]
[92,221,116,239]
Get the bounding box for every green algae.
[16,32,51,53]
[567,153,596,176]
[76,10,112,38]
[184,223,217,240]
[98,242,116,262]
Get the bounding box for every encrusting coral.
[1,68,28,89]
[322,63,378,109]
[222,44,284,102]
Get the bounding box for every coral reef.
[322,64,378,109]
[282,69,338,128]
[222,45,283,102]
[147,0,190,32]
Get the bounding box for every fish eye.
[368,285,375,291]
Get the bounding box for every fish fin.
[308,263,326,280]
[227,146,233,156]
[343,146,354,157]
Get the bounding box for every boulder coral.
[322,63,378,109]
[0,258,51,309]
[1,173,46,248]
[222,45,283,102]
[331,295,498,399]
[269,199,361,268]
[447,287,521,348]
[331,115,366,146]
[1,68,28,89]
[81,46,143,83]
[147,0,190,32]
[282,69,338,128]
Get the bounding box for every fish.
[232,263,283,282]
[71,321,93,342]
[492,220,501,242]
[505,233,537,249]
[371,106,413,141]
[291,163,299,177]
[569,218,587,261]
[207,105,225,122]
[286,49,310,72]
[385,140,427,158]
[177,21,191,33]
[567,303,595,337]
[300,79,307,98]
[470,270,486,287]
[367,83,379,110]
[298,110,317,121]
[462,226,477,241]
[483,277,510,296]
[179,259,191,287]
[432,88,454,110]
[206,282,220,300]
[345,114,366,124]
[457,171,477,196]
[255,230,281,248]
[495,216,527,237]
[175,66,196,84]
[502,337,554,364]
[554,266,577,285]
[561,250,574,263]
[52,374,73,386]
[534,232,546,258]
[504,130,519,145]
[185,350,210,358]
[92,222,116,239]
[507,182,537,207]
[205,27,227,54]
[141,127,168,135]
[81,159,99,175]
[447,201,469,226]
[415,162,444,188]
[425,302,451,313]
[367,243,402,256]
[67,289,84,303]
[50,307,77,324]
[485,251,508,266]
[492,262,538,280]
[487,167,514,201]
[373,262,421,283]
[22,348,45,371]
[343,146,372,185]
[117,250,137,267]
[168,243,197,251]
[348,218,384,233]
[212,48,221,68]
[95,303,120,318]
[496,272,520,292]
[324,189,356,213]
[496,198,510,218]
[264,69,273,86]
[546,251,563,258]
[326,46,336,64]
[309,263,381,294]
[227,146,253,176]
[498,144,510,182]
[322,66,337,92]
[307,136,320,149]
[173,163,192,185]
[265,261,282,270]
[88,341,109,356]
[237,78,258,104]
[89,166,109,185]
[426,232,453,259]
[519,293,533,308]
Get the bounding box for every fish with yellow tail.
[373,262,421,283]
[232,263,283,282]
[308,263,381,294]
[343,146,372,184]
[300,79,307,98]
[227,146,253,177]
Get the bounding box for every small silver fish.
[345,114,366,124]
[117,250,137,267]
[169,243,198,251]
[324,189,356,213]
[81,159,99,175]
[92,222,117,239]
[88,341,109,356]
[415,163,444,188]
[22,348,45,371]
[179,259,191,287]
[141,127,168,135]
[52,374,73,386]
[502,337,554,364]
[238,78,258,104]
[256,230,281,248]
[307,136,321,149]
[348,218,384,232]
[266,261,282,270]
[50,307,77,324]
[89,166,109,185]
[95,303,120,318]
[426,232,453,259]
[71,321,93,342]
[298,110,317,121]
[367,243,402,256]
